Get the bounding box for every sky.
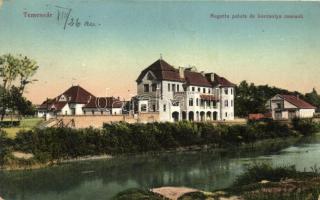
[0,0,320,104]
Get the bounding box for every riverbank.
[113,164,320,200]
[1,119,319,170]
[1,136,320,200]
[0,135,303,171]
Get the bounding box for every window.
[200,99,205,106]
[231,100,233,107]
[168,83,170,91]
[225,112,228,117]
[172,84,176,92]
[192,87,195,92]
[196,98,199,106]
[224,88,228,95]
[144,84,149,92]
[152,83,157,92]
[141,104,147,112]
[224,100,228,107]
[189,98,194,106]
[276,103,281,109]
[163,104,166,112]
[177,84,180,92]
[83,110,86,115]
[101,111,103,115]
[203,88,206,93]
[208,89,211,94]
[152,104,156,111]
[91,110,94,115]
[198,87,201,92]
[231,88,233,95]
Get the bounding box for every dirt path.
[151,186,199,200]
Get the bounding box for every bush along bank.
[0,118,319,169]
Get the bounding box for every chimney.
[296,94,299,100]
[179,66,185,79]
[205,73,215,82]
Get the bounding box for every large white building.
[135,59,236,122]
[267,94,316,120]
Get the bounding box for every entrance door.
[275,111,282,120]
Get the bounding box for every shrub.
[292,117,319,135]
[112,188,164,200]
[233,163,317,187]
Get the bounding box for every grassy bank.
[0,119,319,169]
[1,117,43,138]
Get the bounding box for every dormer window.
[59,95,67,102]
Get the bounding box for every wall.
[299,109,315,118]
[220,87,234,120]
[56,113,160,128]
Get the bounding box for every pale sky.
[0,1,319,104]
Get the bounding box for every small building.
[267,94,316,120]
[37,85,123,119]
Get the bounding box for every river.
[1,134,320,200]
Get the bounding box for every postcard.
[0,1,320,200]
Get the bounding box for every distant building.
[135,58,236,122]
[267,94,316,120]
[37,85,123,119]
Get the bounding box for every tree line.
[234,80,320,117]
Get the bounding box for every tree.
[0,54,39,120]
[304,88,320,112]
[234,81,305,117]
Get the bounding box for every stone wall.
[56,113,159,128]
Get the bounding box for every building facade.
[267,94,316,120]
[37,85,123,119]
[135,59,236,122]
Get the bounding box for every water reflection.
[0,135,319,200]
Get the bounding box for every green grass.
[2,118,43,138]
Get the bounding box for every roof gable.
[58,85,95,104]
[136,59,183,83]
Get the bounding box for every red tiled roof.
[184,71,212,87]
[38,85,95,110]
[280,95,316,109]
[136,59,183,83]
[50,102,68,111]
[137,59,235,88]
[57,85,95,104]
[213,73,236,87]
[38,100,67,111]
[83,97,123,109]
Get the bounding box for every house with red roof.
[37,85,123,119]
[135,58,236,122]
[267,94,316,120]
